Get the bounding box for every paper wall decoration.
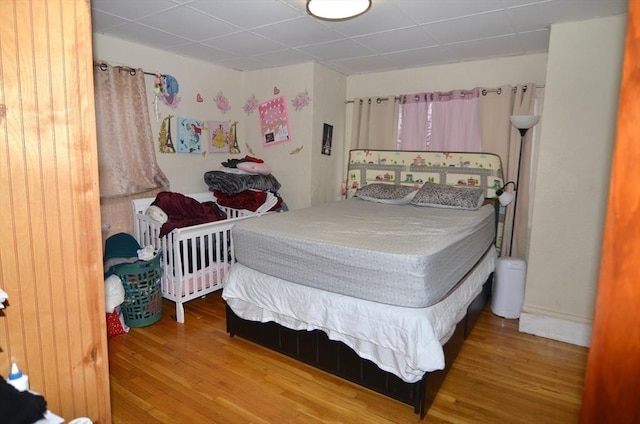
[258,96,291,147]
[177,117,203,154]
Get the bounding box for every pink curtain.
[398,89,481,151]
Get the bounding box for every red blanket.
[152,192,227,237]
[213,189,283,212]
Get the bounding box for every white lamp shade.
[510,115,540,130]
[498,191,515,206]
[307,0,371,20]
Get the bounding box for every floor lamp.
[507,114,540,257]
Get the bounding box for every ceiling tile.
[188,0,304,29]
[138,6,239,41]
[446,35,524,61]
[251,48,318,68]
[394,0,505,24]
[204,32,286,56]
[354,26,438,54]
[298,39,375,61]
[382,45,458,69]
[105,23,192,49]
[165,42,239,62]
[253,17,343,46]
[325,2,418,37]
[91,10,130,32]
[422,9,516,44]
[91,0,177,20]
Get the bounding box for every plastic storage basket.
[111,254,162,327]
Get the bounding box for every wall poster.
[258,96,291,147]
[322,123,333,156]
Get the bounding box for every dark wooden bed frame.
[225,272,493,419]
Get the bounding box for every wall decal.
[245,143,255,155]
[196,93,203,102]
[214,91,231,113]
[258,96,291,147]
[243,94,259,115]
[289,145,304,155]
[273,86,280,95]
[159,114,176,153]
[292,90,311,111]
[154,74,181,109]
[229,121,241,154]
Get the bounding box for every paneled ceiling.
[91,0,628,75]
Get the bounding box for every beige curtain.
[93,62,169,236]
[479,83,537,258]
[350,96,399,150]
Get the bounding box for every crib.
[132,193,257,323]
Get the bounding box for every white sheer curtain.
[398,88,482,151]
[94,62,170,235]
[479,84,537,258]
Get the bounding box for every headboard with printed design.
[346,149,506,252]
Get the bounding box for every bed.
[132,192,257,323]
[222,150,505,417]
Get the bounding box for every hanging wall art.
[207,120,229,154]
[258,96,291,147]
[177,117,203,154]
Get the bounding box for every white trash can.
[492,257,526,319]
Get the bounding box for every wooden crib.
[132,193,257,323]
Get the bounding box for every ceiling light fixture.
[306,0,372,21]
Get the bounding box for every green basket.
[112,254,162,327]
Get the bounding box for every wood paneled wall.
[581,0,640,422]
[0,0,111,421]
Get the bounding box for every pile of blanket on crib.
[204,155,286,213]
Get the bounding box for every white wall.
[93,34,242,194]
[520,15,626,346]
[241,62,346,210]
[310,62,347,206]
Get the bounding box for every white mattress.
[233,199,495,307]
[222,247,496,383]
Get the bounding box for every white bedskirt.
[222,246,496,383]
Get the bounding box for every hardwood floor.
[108,293,588,423]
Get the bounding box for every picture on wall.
[322,123,333,156]
[258,96,291,146]
[208,120,230,154]
[177,117,203,154]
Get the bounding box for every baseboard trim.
[519,309,592,347]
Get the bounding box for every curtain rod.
[345,84,545,104]
[93,61,166,78]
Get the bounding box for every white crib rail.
[131,193,258,323]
